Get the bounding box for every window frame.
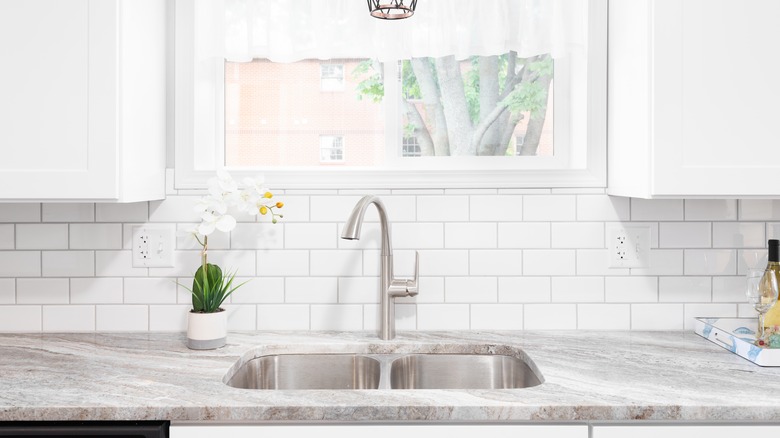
[174,0,607,190]
[319,63,345,92]
[319,135,346,163]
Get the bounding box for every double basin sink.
[225,348,544,390]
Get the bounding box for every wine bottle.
[761,239,780,329]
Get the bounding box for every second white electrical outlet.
[607,225,651,268]
[132,225,176,268]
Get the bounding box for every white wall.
[0,175,777,332]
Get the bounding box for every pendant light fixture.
[367,0,417,20]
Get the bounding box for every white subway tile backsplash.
[631,304,683,330]
[124,278,177,304]
[42,204,94,222]
[42,305,95,331]
[285,223,336,249]
[391,223,443,249]
[311,250,362,276]
[683,303,737,330]
[712,222,765,248]
[470,195,523,221]
[417,196,469,222]
[0,186,775,333]
[577,304,630,330]
[523,250,575,276]
[498,223,550,249]
[523,195,576,221]
[498,277,551,303]
[286,277,338,303]
[0,204,40,223]
[524,304,577,329]
[96,202,148,223]
[70,224,122,249]
[444,277,497,303]
[95,251,147,277]
[471,304,523,330]
[658,277,711,303]
[149,305,189,331]
[0,225,13,249]
[470,250,521,276]
[740,200,780,221]
[577,195,630,222]
[445,223,497,249]
[630,199,683,221]
[338,277,379,303]
[0,305,41,331]
[551,223,604,249]
[684,249,737,275]
[712,276,746,302]
[257,250,309,276]
[659,223,711,248]
[311,304,363,330]
[70,278,123,304]
[551,277,604,302]
[416,304,470,330]
[576,250,629,276]
[257,304,310,330]
[16,224,68,249]
[685,200,737,221]
[605,276,658,303]
[0,251,41,277]
[17,278,69,304]
[230,277,284,304]
[42,251,94,277]
[96,305,148,331]
[0,279,14,304]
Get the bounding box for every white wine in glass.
[747,268,779,342]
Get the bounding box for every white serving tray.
[694,317,780,366]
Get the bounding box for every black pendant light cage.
[367,0,417,20]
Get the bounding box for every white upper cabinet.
[608,0,780,198]
[0,0,166,202]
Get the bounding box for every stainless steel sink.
[224,348,544,390]
[225,354,381,390]
[389,354,542,389]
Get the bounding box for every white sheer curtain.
[224,0,585,62]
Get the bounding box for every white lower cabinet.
[170,425,588,438]
[592,425,780,438]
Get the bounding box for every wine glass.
[746,268,779,342]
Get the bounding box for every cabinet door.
[171,425,588,438]
[593,425,780,438]
[652,0,780,197]
[0,0,117,200]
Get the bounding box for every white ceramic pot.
[187,309,227,350]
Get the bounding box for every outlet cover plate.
[132,225,176,268]
[607,225,651,268]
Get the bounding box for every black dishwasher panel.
[0,421,169,437]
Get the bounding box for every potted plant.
[182,171,283,349]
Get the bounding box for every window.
[320,64,345,92]
[175,0,606,189]
[402,137,422,157]
[320,136,345,162]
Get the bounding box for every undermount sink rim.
[222,343,545,391]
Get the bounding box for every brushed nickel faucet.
[341,195,419,340]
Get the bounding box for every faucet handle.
[406,250,419,296]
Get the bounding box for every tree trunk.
[434,55,473,155]
[476,56,502,156]
[410,58,450,156]
[518,74,553,156]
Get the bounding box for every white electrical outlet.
[132,225,175,268]
[607,225,651,268]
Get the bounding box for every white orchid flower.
[197,211,237,236]
[207,169,239,197]
[193,194,228,215]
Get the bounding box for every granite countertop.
[1,330,778,423]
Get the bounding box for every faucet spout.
[341,195,418,340]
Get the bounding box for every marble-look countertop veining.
[0,330,778,423]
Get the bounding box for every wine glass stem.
[759,313,766,340]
